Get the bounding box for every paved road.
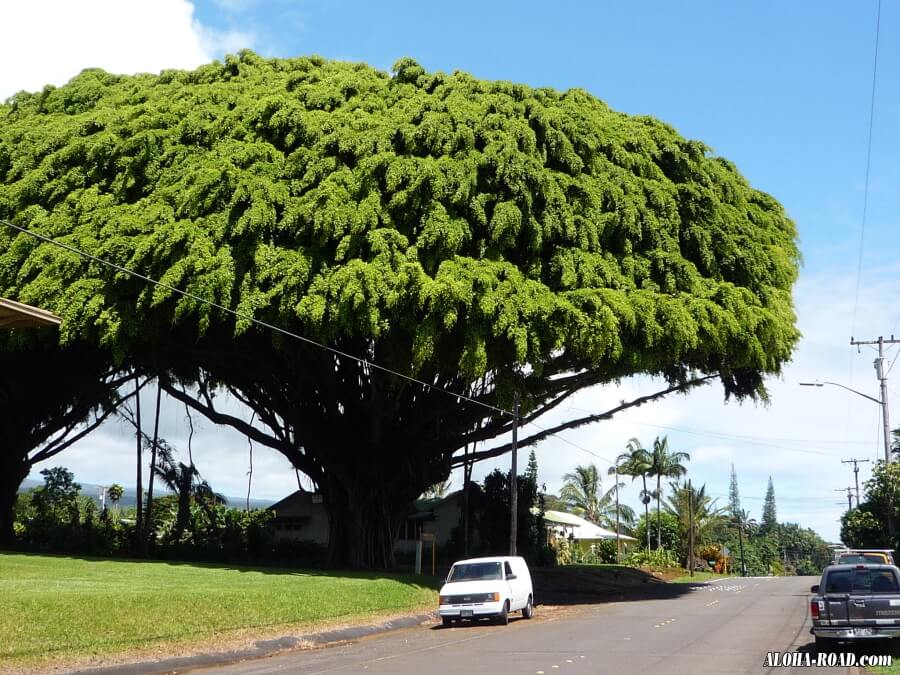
[195,577,857,675]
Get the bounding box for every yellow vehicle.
[834,549,894,565]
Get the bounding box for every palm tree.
[665,480,727,567]
[615,438,653,552]
[422,476,453,499]
[596,481,636,532]
[152,439,225,541]
[647,436,690,550]
[560,464,602,524]
[104,483,123,520]
[107,483,124,506]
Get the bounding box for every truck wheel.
[522,596,534,619]
[496,600,509,625]
[442,617,453,628]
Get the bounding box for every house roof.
[0,297,61,329]
[268,490,324,513]
[541,508,638,542]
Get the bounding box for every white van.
[438,556,534,627]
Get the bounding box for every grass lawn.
[0,552,439,669]
[669,570,731,583]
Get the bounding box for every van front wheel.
[496,601,509,626]
[522,596,534,619]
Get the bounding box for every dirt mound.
[531,565,680,605]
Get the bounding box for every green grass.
[669,570,730,583]
[0,552,439,668]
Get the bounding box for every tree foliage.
[728,464,741,519]
[841,460,900,549]
[0,52,801,566]
[761,476,776,533]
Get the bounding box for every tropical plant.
[634,511,680,553]
[647,436,690,549]
[560,464,603,524]
[614,439,654,551]
[151,439,225,542]
[106,484,124,505]
[665,480,727,565]
[0,52,802,567]
[596,481,636,532]
[624,547,680,570]
[422,477,453,500]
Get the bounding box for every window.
[448,562,502,582]
[825,569,900,594]
[504,562,514,578]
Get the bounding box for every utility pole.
[850,335,899,463]
[835,487,854,512]
[842,458,870,507]
[509,391,520,556]
[614,464,621,564]
[688,479,694,578]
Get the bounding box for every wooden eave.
[0,297,62,329]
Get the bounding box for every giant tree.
[0,52,800,567]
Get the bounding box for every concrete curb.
[69,612,437,675]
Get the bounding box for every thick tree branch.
[28,376,148,464]
[451,375,715,468]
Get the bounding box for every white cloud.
[0,0,254,100]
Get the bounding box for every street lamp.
[799,380,891,463]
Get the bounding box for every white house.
[541,508,637,552]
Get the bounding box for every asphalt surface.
[177,576,872,675]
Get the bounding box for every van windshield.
[838,554,886,564]
[448,562,503,582]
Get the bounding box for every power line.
[850,0,882,335]
[1,218,510,416]
[561,404,864,457]
[566,403,869,448]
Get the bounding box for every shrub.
[624,547,680,570]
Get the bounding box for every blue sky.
[2,1,898,540]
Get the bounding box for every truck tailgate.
[849,596,900,626]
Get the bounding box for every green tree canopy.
[0,52,800,566]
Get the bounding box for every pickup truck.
[810,564,900,649]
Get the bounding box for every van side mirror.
[507,573,517,580]
[810,585,819,593]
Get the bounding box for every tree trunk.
[642,474,650,553]
[144,383,162,549]
[175,477,191,541]
[321,466,410,569]
[325,492,398,569]
[656,474,662,550]
[134,373,143,548]
[0,456,28,547]
[463,442,471,557]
